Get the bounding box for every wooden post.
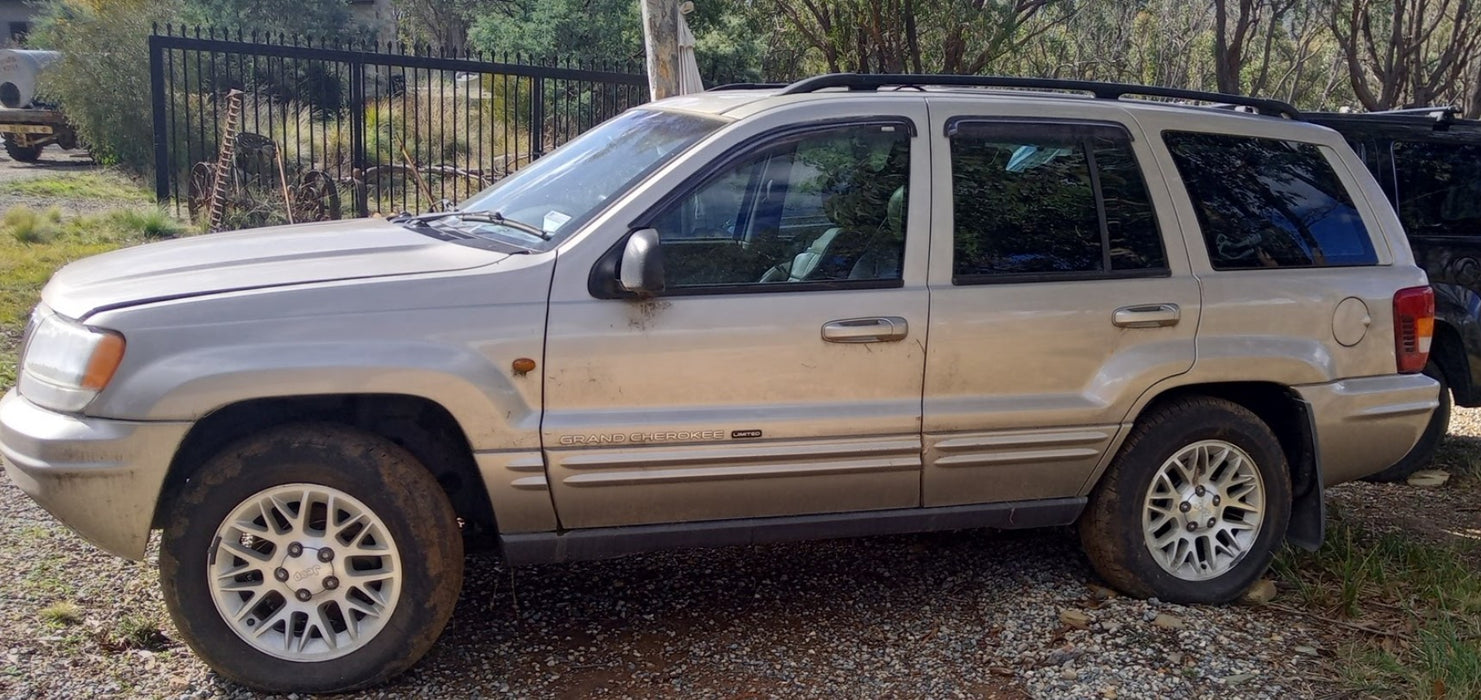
[641,0,681,101]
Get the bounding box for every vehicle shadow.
[398,527,1081,696]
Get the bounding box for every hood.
[43,218,509,320]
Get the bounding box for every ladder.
[207,89,245,232]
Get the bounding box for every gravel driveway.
[4,449,1354,699]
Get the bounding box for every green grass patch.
[3,206,64,244]
[0,171,151,203]
[0,203,187,391]
[1275,511,1481,698]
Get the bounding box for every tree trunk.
[641,0,681,100]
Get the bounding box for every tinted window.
[1164,132,1376,269]
[651,124,911,290]
[951,123,1165,282]
[1393,140,1481,237]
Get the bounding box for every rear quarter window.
[1163,132,1377,270]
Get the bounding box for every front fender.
[82,284,550,451]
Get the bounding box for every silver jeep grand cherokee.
[0,74,1439,692]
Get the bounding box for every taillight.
[1393,286,1435,374]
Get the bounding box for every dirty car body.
[1,75,1438,692]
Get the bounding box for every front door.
[542,107,932,529]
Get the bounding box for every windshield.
[453,109,723,246]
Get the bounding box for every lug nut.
[318,548,334,562]
[274,567,289,582]
[1207,518,1217,528]
[324,576,339,590]
[1212,495,1222,506]
[1179,502,1192,513]
[296,588,312,602]
[1186,522,1198,532]
[287,542,303,557]
[1194,485,1206,497]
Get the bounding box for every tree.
[767,0,1071,75]
[1213,0,1297,94]
[178,0,361,40]
[1329,0,1480,111]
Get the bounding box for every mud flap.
[1286,397,1325,551]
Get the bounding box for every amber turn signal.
[81,332,126,390]
[512,357,537,375]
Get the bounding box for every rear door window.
[1392,140,1481,237]
[1164,132,1377,269]
[949,121,1166,283]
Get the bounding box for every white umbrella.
[677,4,704,95]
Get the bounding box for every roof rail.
[707,82,789,92]
[1369,106,1461,117]
[775,73,1302,120]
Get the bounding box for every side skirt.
[500,497,1086,565]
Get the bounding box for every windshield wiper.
[401,210,551,240]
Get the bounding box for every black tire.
[159,424,464,693]
[1363,361,1449,483]
[1079,397,1291,604]
[3,136,42,163]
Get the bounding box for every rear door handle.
[1113,303,1181,328]
[822,317,909,343]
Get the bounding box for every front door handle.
[822,317,909,343]
[1113,303,1181,328]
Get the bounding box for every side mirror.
[619,228,665,295]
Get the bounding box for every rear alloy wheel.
[1080,397,1290,603]
[160,424,463,693]
[1142,440,1265,581]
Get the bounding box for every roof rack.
[772,73,1303,119]
[1369,106,1461,118]
[707,82,789,92]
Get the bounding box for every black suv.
[1309,108,1481,480]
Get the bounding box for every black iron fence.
[148,26,650,228]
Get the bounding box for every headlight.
[17,306,126,413]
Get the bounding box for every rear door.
[920,102,1201,507]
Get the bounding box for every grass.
[39,601,82,626]
[0,171,152,204]
[0,170,187,391]
[1274,510,1481,698]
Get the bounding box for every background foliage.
[20,0,1481,177]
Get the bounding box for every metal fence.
[148,26,650,227]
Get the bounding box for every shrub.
[30,0,185,172]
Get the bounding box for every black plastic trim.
[1285,397,1326,551]
[945,117,1136,141]
[500,497,1087,565]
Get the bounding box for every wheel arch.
[151,394,498,544]
[1118,381,1324,550]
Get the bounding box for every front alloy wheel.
[208,484,401,660]
[161,424,463,693]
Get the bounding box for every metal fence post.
[530,74,545,161]
[348,59,369,217]
[149,34,170,204]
